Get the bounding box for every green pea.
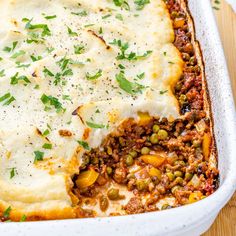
[141,147,150,155]
[161,204,171,210]
[152,124,160,133]
[174,160,186,166]
[171,11,178,18]
[179,94,187,105]
[166,172,175,181]
[99,195,109,212]
[91,156,98,164]
[185,172,193,181]
[189,56,196,65]
[192,140,201,147]
[106,166,112,175]
[175,177,184,185]
[174,171,183,178]
[107,188,119,200]
[171,185,181,194]
[125,155,134,166]
[129,150,138,158]
[136,179,147,191]
[157,129,168,140]
[107,146,113,155]
[150,133,158,144]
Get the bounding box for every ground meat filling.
[72,0,219,216]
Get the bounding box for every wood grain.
[203,1,236,235]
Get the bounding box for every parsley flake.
[110,39,152,61]
[42,143,52,149]
[86,121,105,129]
[41,94,65,113]
[10,72,31,85]
[77,140,90,150]
[134,0,150,10]
[10,168,16,179]
[116,72,145,95]
[34,151,44,163]
[113,0,130,10]
[86,69,102,80]
[67,26,78,37]
[3,206,11,218]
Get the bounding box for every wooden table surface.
[203,1,236,235]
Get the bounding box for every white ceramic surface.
[1,0,236,235]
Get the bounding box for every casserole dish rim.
[1,0,236,235]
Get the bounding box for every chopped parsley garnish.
[46,47,55,53]
[62,95,71,101]
[115,14,123,21]
[77,140,90,150]
[43,67,54,77]
[31,55,42,62]
[86,121,105,129]
[115,72,145,95]
[118,64,125,69]
[168,61,175,64]
[3,206,11,218]
[10,168,16,179]
[102,14,112,19]
[134,0,150,10]
[84,24,95,28]
[67,26,78,37]
[3,41,18,52]
[23,18,51,37]
[160,90,168,95]
[57,57,70,71]
[0,93,16,105]
[62,69,73,76]
[53,56,73,85]
[71,10,88,16]
[163,51,167,56]
[136,72,145,80]
[0,69,5,77]
[86,69,102,80]
[95,109,100,113]
[10,50,25,59]
[99,27,103,34]
[34,151,44,163]
[110,39,152,61]
[44,15,57,20]
[0,93,15,105]
[11,72,31,85]
[20,215,27,222]
[10,72,31,85]
[26,32,44,44]
[74,45,85,54]
[113,0,130,10]
[42,143,52,149]
[15,62,31,68]
[0,57,3,61]
[41,94,65,113]
[34,84,40,89]
[42,129,50,136]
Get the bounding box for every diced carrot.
[149,167,162,180]
[173,18,185,29]
[138,112,151,125]
[141,153,166,168]
[189,191,203,203]
[76,169,99,189]
[202,133,211,160]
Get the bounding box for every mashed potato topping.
[0,0,183,220]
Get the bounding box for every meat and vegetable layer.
[0,0,218,221]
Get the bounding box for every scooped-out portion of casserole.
[0,0,218,221]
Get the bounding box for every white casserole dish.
[1,0,236,235]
